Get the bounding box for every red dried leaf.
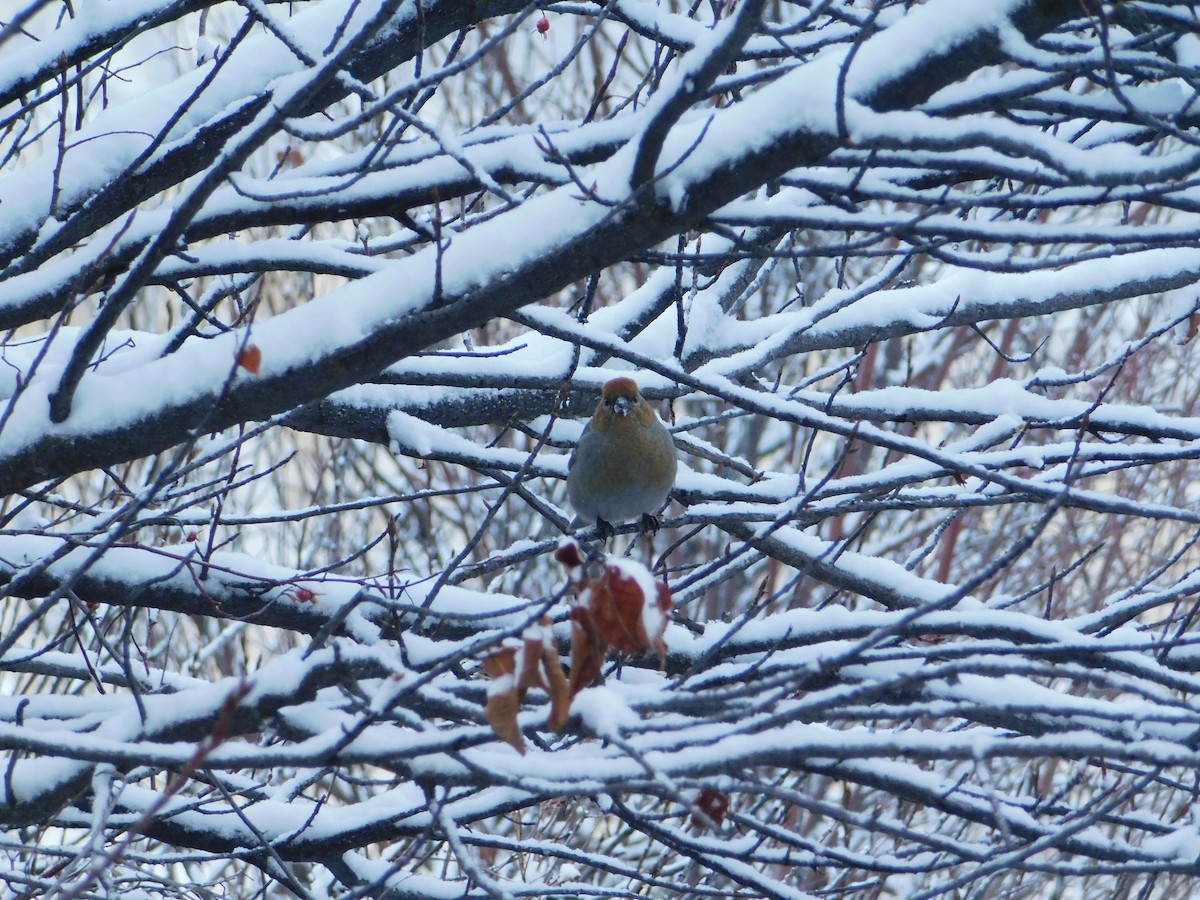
[541,628,572,730]
[581,559,672,657]
[482,645,517,679]
[567,606,609,699]
[483,618,570,750]
[693,788,730,829]
[554,539,586,570]
[546,556,677,731]
[484,641,526,753]
[237,344,262,375]
[485,684,526,754]
[274,148,305,168]
[1186,311,1200,344]
[518,628,551,693]
[557,558,674,716]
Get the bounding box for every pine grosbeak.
[567,377,677,534]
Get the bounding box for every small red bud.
[290,587,317,604]
[237,344,262,375]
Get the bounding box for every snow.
[1143,825,1200,861]
[0,7,306,247]
[572,686,640,739]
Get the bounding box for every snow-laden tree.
[6,0,1200,896]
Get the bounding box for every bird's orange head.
[594,377,654,429]
[601,377,640,403]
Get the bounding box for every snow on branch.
[6,1,1200,897]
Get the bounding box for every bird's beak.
[612,396,632,416]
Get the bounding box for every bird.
[567,377,677,537]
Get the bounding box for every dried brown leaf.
[485,684,526,755]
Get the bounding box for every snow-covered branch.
[5,0,1200,896]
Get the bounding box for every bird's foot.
[640,513,660,535]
